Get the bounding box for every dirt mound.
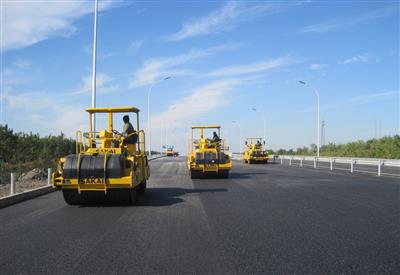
[18,168,48,182]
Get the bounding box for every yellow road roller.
[52,106,149,205]
[243,137,269,164]
[187,125,232,178]
[166,146,174,157]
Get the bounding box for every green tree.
[0,125,18,163]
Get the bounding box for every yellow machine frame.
[243,137,269,164]
[187,125,232,178]
[166,146,174,157]
[52,106,149,204]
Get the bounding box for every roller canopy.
[86,106,140,114]
[191,125,220,129]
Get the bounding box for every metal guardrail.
[279,155,400,166]
[7,168,52,197]
[278,155,399,177]
[231,153,399,177]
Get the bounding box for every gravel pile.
[0,168,49,198]
[18,168,48,181]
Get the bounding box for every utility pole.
[251,108,266,143]
[147,76,171,158]
[321,120,325,146]
[378,122,382,139]
[232,121,242,155]
[0,0,3,125]
[91,0,98,133]
[299,81,320,157]
[161,120,164,155]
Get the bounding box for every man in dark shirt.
[212,131,221,143]
[122,115,137,144]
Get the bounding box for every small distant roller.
[166,146,175,157]
[52,106,149,205]
[187,125,232,178]
[243,138,269,164]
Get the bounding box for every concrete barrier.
[0,185,54,209]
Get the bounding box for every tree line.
[1,124,399,183]
[0,124,75,165]
[0,125,76,183]
[270,135,400,159]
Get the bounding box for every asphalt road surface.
[1,157,399,274]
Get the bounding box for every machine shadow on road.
[136,187,227,207]
[229,172,268,179]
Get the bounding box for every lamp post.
[147,76,171,158]
[161,119,164,155]
[91,0,99,133]
[160,107,176,155]
[252,108,266,143]
[298,80,320,157]
[232,121,242,155]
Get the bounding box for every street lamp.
[91,0,99,133]
[148,76,171,158]
[161,107,176,154]
[232,120,242,155]
[251,108,266,143]
[298,80,320,157]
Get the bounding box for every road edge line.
[0,185,53,209]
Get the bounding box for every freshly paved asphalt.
[0,157,399,274]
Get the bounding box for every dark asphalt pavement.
[0,157,399,274]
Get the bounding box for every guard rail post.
[47,168,51,186]
[280,157,283,165]
[300,158,303,167]
[378,160,382,177]
[330,158,333,171]
[313,157,316,169]
[289,157,292,166]
[10,173,15,195]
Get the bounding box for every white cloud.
[4,89,87,136]
[70,74,118,96]
[150,78,243,154]
[130,43,240,87]
[1,0,121,52]
[163,2,288,42]
[3,59,36,87]
[297,6,397,34]
[51,107,88,135]
[298,20,340,34]
[310,63,328,70]
[283,90,399,116]
[349,90,399,104]
[152,79,238,128]
[203,56,296,78]
[5,91,53,111]
[319,90,400,111]
[129,53,197,87]
[338,53,378,64]
[128,40,144,54]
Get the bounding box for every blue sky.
[1,0,399,153]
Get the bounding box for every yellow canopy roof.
[86,106,140,114]
[246,137,263,140]
[191,125,221,129]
